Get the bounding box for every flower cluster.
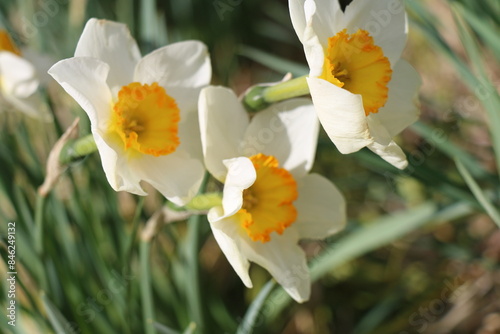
[44,0,419,303]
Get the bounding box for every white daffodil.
[49,19,211,205]
[0,30,51,121]
[199,86,346,302]
[289,0,421,169]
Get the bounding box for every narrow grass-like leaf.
[353,293,401,334]
[0,313,24,333]
[354,150,479,209]
[457,4,500,60]
[123,197,145,266]
[154,322,182,334]
[34,194,46,256]
[42,293,77,334]
[238,45,309,77]
[410,121,490,179]
[262,201,474,325]
[455,158,500,227]
[182,322,197,334]
[450,2,500,179]
[236,280,276,334]
[408,0,500,178]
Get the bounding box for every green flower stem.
[59,134,98,165]
[184,173,210,333]
[139,240,156,334]
[243,75,310,112]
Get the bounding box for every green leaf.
[238,45,309,77]
[263,201,475,324]
[457,4,500,60]
[42,293,78,334]
[455,158,500,227]
[410,121,490,180]
[182,322,198,334]
[154,322,181,334]
[236,280,276,334]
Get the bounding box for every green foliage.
[0,0,499,333]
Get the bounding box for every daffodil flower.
[0,30,51,121]
[49,19,211,205]
[199,86,346,302]
[289,0,421,169]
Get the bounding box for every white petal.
[130,151,205,206]
[177,107,203,163]
[294,0,328,78]
[48,57,113,130]
[307,0,344,46]
[307,77,373,153]
[0,52,38,98]
[343,0,408,66]
[218,157,256,220]
[75,18,141,93]
[48,58,147,193]
[241,228,311,303]
[289,0,307,43]
[208,207,253,288]
[367,140,408,169]
[373,60,421,137]
[96,132,148,196]
[2,90,52,122]
[366,116,408,169]
[198,86,249,181]
[134,40,211,112]
[294,173,346,239]
[242,98,319,178]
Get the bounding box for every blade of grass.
[262,201,474,326]
[238,45,309,77]
[410,121,491,180]
[182,322,197,334]
[123,196,145,267]
[455,158,500,227]
[408,0,500,179]
[42,293,78,334]
[154,322,182,334]
[34,194,46,256]
[354,149,480,209]
[236,280,276,334]
[450,2,500,179]
[456,4,500,60]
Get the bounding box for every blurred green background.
[1,0,500,333]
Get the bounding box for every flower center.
[320,29,392,115]
[238,153,298,243]
[0,30,21,56]
[109,82,180,156]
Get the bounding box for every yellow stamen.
[109,82,180,156]
[238,153,298,243]
[320,29,392,115]
[0,30,21,56]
